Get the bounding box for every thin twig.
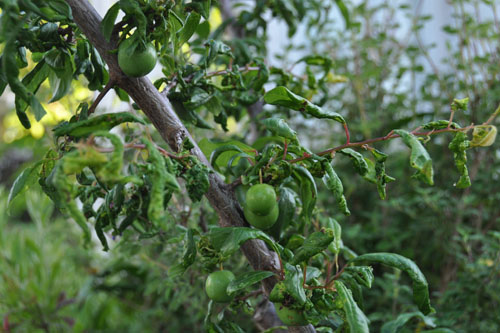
[87,79,116,116]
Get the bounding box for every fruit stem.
[86,79,116,117]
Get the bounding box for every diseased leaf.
[339,148,368,176]
[322,162,350,215]
[268,187,296,239]
[326,217,342,255]
[53,112,146,137]
[421,120,459,130]
[451,97,469,112]
[264,86,345,124]
[363,149,395,199]
[344,266,374,288]
[350,252,434,315]
[199,138,254,169]
[261,118,297,141]
[470,125,497,147]
[393,129,434,185]
[448,131,471,188]
[227,271,274,296]
[335,280,369,333]
[381,311,436,333]
[291,229,334,265]
[284,263,307,305]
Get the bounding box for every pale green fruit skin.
[274,303,309,326]
[244,203,279,230]
[118,39,157,77]
[245,184,277,215]
[205,270,235,303]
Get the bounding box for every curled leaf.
[470,125,497,147]
[393,130,434,185]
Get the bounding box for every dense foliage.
[0,0,499,332]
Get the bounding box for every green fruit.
[205,270,235,303]
[244,203,278,230]
[118,38,157,77]
[274,303,309,326]
[245,184,277,215]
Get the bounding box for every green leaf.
[470,125,497,147]
[344,266,374,288]
[47,0,73,19]
[210,145,244,169]
[284,263,307,305]
[53,112,146,137]
[8,161,44,208]
[182,229,197,269]
[208,227,281,259]
[335,280,369,333]
[334,0,350,28]
[291,229,334,265]
[326,217,342,255]
[268,187,296,239]
[101,2,120,42]
[199,138,254,169]
[14,60,51,115]
[177,12,201,46]
[393,130,434,185]
[261,118,297,141]
[349,253,434,315]
[227,271,275,296]
[264,86,345,124]
[448,131,471,188]
[292,165,317,223]
[381,311,436,333]
[421,120,459,130]
[363,149,395,200]
[47,53,74,103]
[322,162,350,215]
[119,0,147,37]
[450,97,469,112]
[339,148,368,176]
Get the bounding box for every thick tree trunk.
[65,1,315,332]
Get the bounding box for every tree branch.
[64,0,299,328]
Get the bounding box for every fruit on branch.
[243,184,279,230]
[118,37,157,77]
[205,270,235,303]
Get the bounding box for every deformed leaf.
[284,263,307,305]
[470,125,497,147]
[53,112,146,138]
[322,162,350,215]
[344,266,374,288]
[339,148,368,176]
[264,86,345,124]
[261,118,297,141]
[393,130,434,185]
[451,97,469,112]
[335,280,369,333]
[350,252,434,315]
[227,271,274,296]
[291,229,334,265]
[448,131,471,188]
[326,217,342,255]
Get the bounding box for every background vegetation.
[1,0,499,332]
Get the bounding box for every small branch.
[289,124,475,164]
[484,103,500,125]
[343,123,350,144]
[87,79,116,116]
